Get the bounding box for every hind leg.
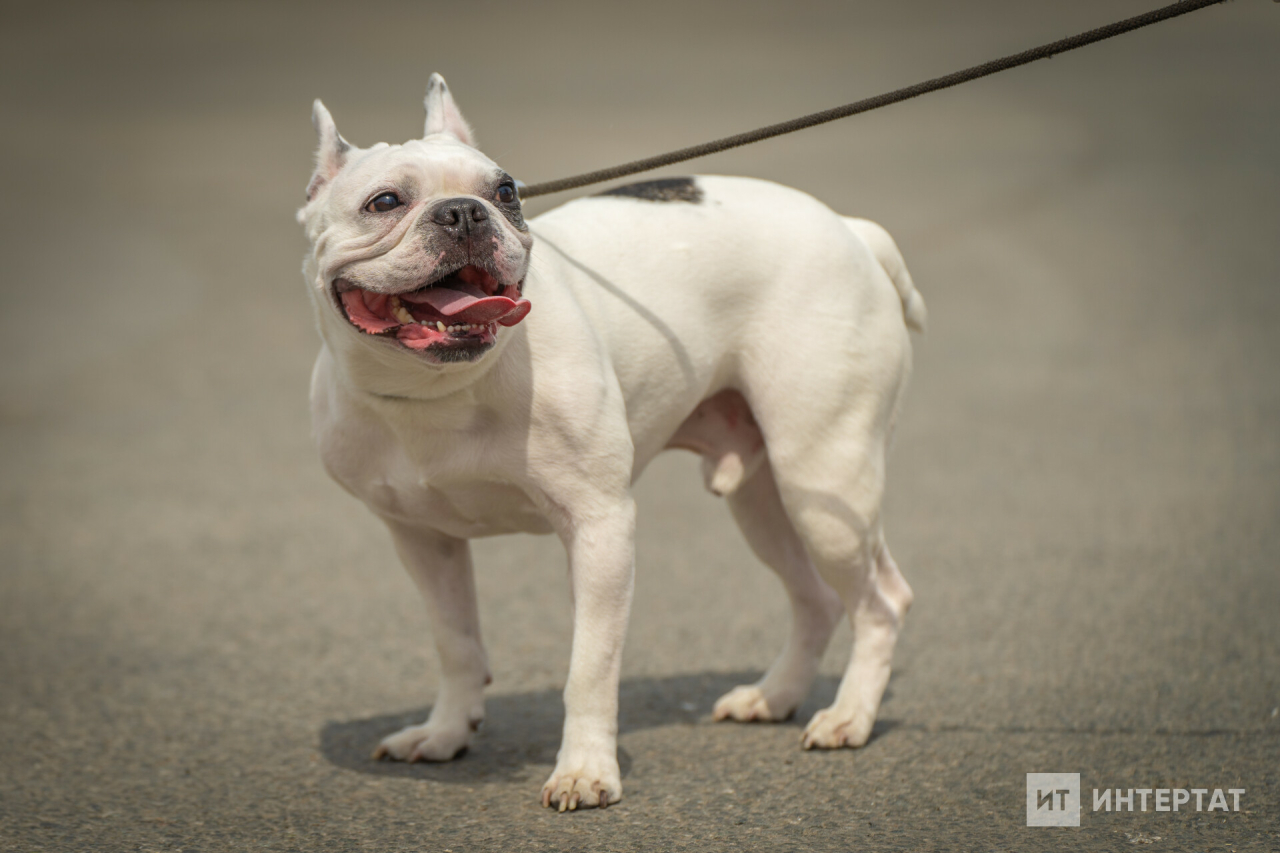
[800,528,912,749]
[729,207,915,747]
[875,537,914,620]
[712,459,845,723]
[756,370,914,748]
[769,444,912,749]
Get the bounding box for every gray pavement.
[1,1,1278,850]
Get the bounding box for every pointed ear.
[423,73,475,146]
[306,99,351,201]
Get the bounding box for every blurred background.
[1,1,1277,850]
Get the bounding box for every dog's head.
[298,74,532,381]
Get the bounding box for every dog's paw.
[800,705,875,750]
[540,755,622,812]
[371,721,473,763]
[712,684,797,722]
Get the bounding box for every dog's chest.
[313,367,554,539]
[324,434,554,538]
[365,471,553,539]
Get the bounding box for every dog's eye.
[366,192,401,213]
[496,183,517,205]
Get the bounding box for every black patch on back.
[596,177,702,203]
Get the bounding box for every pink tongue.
[402,285,531,327]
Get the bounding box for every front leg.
[541,499,636,811]
[372,520,490,763]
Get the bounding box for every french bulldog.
[298,74,925,811]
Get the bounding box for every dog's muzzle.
[336,265,530,352]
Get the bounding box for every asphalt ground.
[1,1,1278,850]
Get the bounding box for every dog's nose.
[430,198,488,239]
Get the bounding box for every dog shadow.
[319,671,899,783]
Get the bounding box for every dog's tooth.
[436,321,446,333]
[388,295,414,324]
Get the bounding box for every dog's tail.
[843,217,926,333]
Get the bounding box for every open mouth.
[335,265,531,351]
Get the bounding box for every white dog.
[298,74,924,811]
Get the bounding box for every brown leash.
[517,0,1235,199]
